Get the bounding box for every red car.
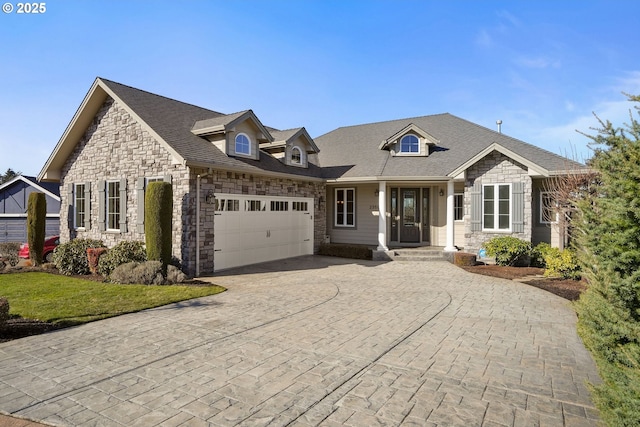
[19,236,60,263]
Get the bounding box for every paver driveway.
[0,256,600,426]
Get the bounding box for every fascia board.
[38,79,107,182]
[191,124,226,136]
[226,111,275,143]
[381,123,439,150]
[447,142,549,178]
[325,176,451,184]
[184,160,325,182]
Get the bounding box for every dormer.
[260,127,319,168]
[378,123,439,157]
[191,110,273,161]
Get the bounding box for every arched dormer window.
[400,134,419,153]
[235,133,251,155]
[291,146,303,164]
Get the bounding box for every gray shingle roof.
[100,79,323,179]
[315,113,584,179]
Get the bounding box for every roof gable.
[0,175,60,200]
[378,123,439,150]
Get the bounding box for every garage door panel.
[213,194,314,272]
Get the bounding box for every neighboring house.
[38,77,581,275]
[0,175,60,242]
[315,114,583,253]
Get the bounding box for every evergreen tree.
[575,94,640,425]
[0,168,20,184]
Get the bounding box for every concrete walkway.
[0,256,600,426]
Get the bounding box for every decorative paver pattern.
[0,257,600,426]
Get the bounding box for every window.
[291,146,303,164]
[400,134,419,153]
[483,184,511,231]
[271,201,289,211]
[454,193,464,221]
[107,181,120,230]
[292,201,308,211]
[540,192,557,224]
[235,133,251,155]
[215,198,239,211]
[335,188,355,227]
[74,183,86,228]
[246,200,265,211]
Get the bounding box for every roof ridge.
[330,112,452,132]
[98,77,226,116]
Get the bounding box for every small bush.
[109,260,165,285]
[98,241,147,277]
[0,242,20,267]
[543,247,581,279]
[53,239,105,275]
[318,243,372,260]
[531,242,552,268]
[0,297,9,323]
[482,236,532,266]
[166,265,186,284]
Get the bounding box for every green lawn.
[0,272,225,326]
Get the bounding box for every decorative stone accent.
[463,151,532,253]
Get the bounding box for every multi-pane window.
[540,192,557,223]
[483,184,510,231]
[335,188,355,227]
[291,146,302,164]
[400,134,419,153]
[107,181,120,230]
[235,133,250,155]
[292,201,308,211]
[74,183,86,228]
[246,200,264,211]
[215,198,239,211]
[271,201,289,211]
[454,193,464,221]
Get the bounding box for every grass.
[0,272,225,326]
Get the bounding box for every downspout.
[196,169,212,277]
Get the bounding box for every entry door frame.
[391,187,431,245]
[400,188,420,243]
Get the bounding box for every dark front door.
[400,189,420,242]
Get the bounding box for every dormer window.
[291,146,303,164]
[235,133,251,155]
[400,134,419,153]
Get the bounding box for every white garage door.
[213,193,314,271]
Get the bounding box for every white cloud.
[475,29,493,48]
[515,56,561,69]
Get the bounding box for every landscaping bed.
[462,264,587,301]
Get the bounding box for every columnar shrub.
[97,241,147,277]
[53,239,105,275]
[27,192,46,266]
[482,236,531,266]
[145,182,173,270]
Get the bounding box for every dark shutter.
[67,183,74,229]
[512,182,524,233]
[136,178,145,233]
[470,181,482,232]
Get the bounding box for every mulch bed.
[462,265,587,301]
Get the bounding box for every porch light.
[439,189,444,197]
[205,191,215,205]
[374,189,379,197]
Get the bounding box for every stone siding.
[60,97,326,276]
[464,151,532,252]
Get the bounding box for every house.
[38,77,581,275]
[315,114,583,254]
[0,175,60,242]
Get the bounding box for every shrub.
[0,242,21,267]
[531,242,552,268]
[166,265,187,284]
[27,192,46,266]
[53,239,105,275]
[318,243,372,260]
[145,182,173,269]
[543,247,581,280]
[109,261,165,285]
[482,236,531,266]
[0,297,9,323]
[98,241,147,277]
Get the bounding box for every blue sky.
[1,0,639,176]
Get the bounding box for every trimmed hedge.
[145,181,173,269]
[318,243,372,260]
[27,192,46,266]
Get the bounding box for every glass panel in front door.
[400,189,420,243]
[422,189,430,243]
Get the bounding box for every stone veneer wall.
[191,169,326,275]
[464,151,532,252]
[60,98,190,267]
[60,96,326,276]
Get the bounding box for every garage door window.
[271,201,289,211]
[215,198,239,211]
[335,188,355,227]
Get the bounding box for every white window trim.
[397,134,421,156]
[74,183,86,230]
[540,191,558,224]
[106,180,120,231]
[482,183,512,232]
[454,193,464,222]
[234,133,251,156]
[291,146,305,166]
[334,187,355,227]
